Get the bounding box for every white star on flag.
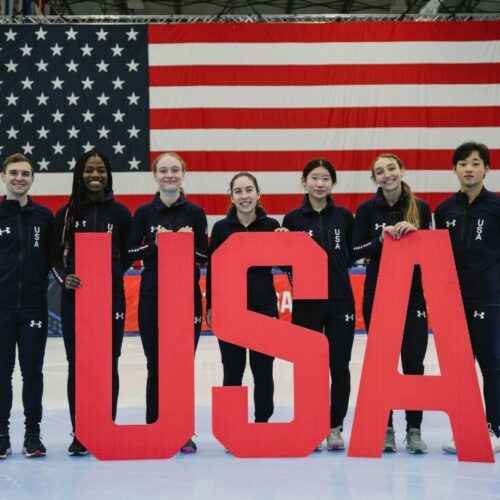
[52,142,65,155]
[82,77,94,89]
[96,28,108,41]
[37,126,50,139]
[5,29,16,41]
[128,125,140,138]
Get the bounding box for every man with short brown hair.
[0,153,53,458]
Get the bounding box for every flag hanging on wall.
[0,21,499,228]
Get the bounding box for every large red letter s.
[75,233,194,460]
[211,232,330,457]
[348,231,493,463]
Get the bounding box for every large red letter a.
[348,231,493,462]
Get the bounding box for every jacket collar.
[455,186,488,206]
[374,187,407,209]
[300,194,334,214]
[1,195,35,213]
[81,190,114,207]
[153,191,187,212]
[226,205,268,226]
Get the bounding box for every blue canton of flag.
[0,24,150,172]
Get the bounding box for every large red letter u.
[75,232,194,460]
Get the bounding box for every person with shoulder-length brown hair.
[352,153,431,455]
[206,172,281,425]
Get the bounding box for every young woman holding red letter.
[206,173,280,424]
[51,150,132,456]
[126,152,208,453]
[282,158,355,451]
[352,153,431,454]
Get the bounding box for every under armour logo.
[30,320,42,328]
[416,310,426,318]
[115,312,124,320]
[474,310,485,319]
[194,316,202,324]
[151,225,162,233]
[446,220,456,228]
[107,223,114,233]
[345,314,354,322]
[75,220,87,228]
[307,230,314,237]
[374,223,386,230]
[0,226,11,235]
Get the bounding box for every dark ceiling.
[39,0,500,17]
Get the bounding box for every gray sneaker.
[327,426,345,450]
[383,427,396,452]
[405,428,428,454]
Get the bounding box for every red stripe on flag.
[150,107,500,130]
[149,150,500,172]
[148,21,500,43]
[31,195,67,214]
[149,64,500,86]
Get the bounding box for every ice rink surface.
[1,336,499,500]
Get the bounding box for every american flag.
[1,21,499,229]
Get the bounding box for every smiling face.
[82,155,108,197]
[372,156,404,194]
[231,175,260,216]
[1,161,34,200]
[302,166,333,202]
[153,154,185,194]
[453,150,489,191]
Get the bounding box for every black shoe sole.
[68,450,89,456]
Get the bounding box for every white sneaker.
[327,426,345,451]
[442,436,456,454]
[489,425,500,453]
[443,426,500,454]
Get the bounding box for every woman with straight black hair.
[283,158,355,452]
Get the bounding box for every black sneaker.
[180,437,197,454]
[0,434,12,459]
[68,434,88,456]
[22,431,46,458]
